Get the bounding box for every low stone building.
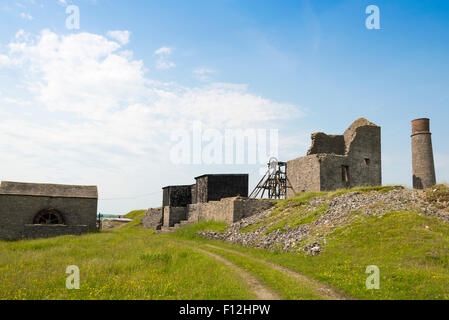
[143,197,274,230]
[142,173,263,231]
[0,181,98,241]
[287,118,382,196]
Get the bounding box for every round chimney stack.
[411,118,436,189]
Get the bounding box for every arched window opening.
[33,209,64,225]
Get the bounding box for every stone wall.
[307,133,345,155]
[187,197,274,224]
[0,194,97,241]
[286,155,321,197]
[163,206,187,227]
[190,184,197,204]
[342,124,382,189]
[286,118,381,196]
[142,207,163,230]
[23,225,89,240]
[193,199,235,223]
[319,154,348,190]
[195,176,209,203]
[233,198,275,222]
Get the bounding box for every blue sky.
[0,0,448,214]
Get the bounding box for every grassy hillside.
[1,187,448,300]
[0,211,254,300]
[182,211,449,299]
[176,185,449,299]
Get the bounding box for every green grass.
[120,209,147,229]
[201,245,324,300]
[0,223,254,300]
[426,184,449,209]
[172,221,228,239]
[125,209,147,220]
[1,186,448,300]
[178,211,449,300]
[263,204,328,235]
[241,186,403,234]
[167,186,449,299]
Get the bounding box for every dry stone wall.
[187,197,274,224]
[142,207,163,230]
[23,225,88,239]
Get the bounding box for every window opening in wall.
[342,165,350,185]
[364,158,371,165]
[33,208,64,225]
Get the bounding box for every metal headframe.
[249,158,296,200]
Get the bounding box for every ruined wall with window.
[286,118,381,197]
[0,181,98,240]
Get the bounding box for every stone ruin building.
[286,118,382,197]
[0,181,98,241]
[143,174,273,231]
[143,118,384,231]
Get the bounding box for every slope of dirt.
[198,186,449,253]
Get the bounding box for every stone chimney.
[411,118,436,189]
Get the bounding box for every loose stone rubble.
[197,188,449,254]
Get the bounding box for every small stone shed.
[0,181,98,241]
[143,173,252,230]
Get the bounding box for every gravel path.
[205,244,351,300]
[194,247,281,300]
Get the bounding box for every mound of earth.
[197,186,449,253]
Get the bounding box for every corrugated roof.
[0,181,98,199]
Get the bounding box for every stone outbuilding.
[143,173,253,230]
[0,181,98,241]
[287,118,382,196]
[193,174,248,203]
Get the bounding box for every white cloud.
[0,29,302,212]
[107,30,131,45]
[194,67,215,81]
[154,46,173,56]
[0,54,11,66]
[19,12,33,20]
[154,46,176,69]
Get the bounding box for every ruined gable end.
[287,118,382,196]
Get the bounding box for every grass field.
[0,223,255,300]
[0,187,448,300]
